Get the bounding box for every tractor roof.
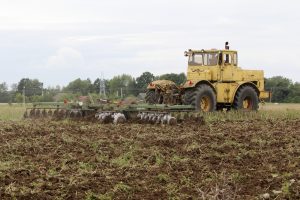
[189,49,237,54]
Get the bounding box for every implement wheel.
[233,85,259,111]
[145,89,159,104]
[189,85,216,112]
[182,89,194,105]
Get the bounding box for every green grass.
[0,104,26,120]
[0,103,299,121]
[203,109,300,123]
[260,102,300,111]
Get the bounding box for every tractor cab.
[184,43,239,83]
[185,50,220,66]
[184,49,238,67]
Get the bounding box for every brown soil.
[0,119,299,199]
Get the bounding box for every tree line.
[0,73,299,103]
[0,72,186,103]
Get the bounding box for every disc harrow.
[95,111,126,124]
[137,112,177,125]
[24,102,203,126]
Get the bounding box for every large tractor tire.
[233,85,259,111]
[145,89,158,104]
[186,85,217,112]
[182,89,194,105]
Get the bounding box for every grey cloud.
[0,0,299,87]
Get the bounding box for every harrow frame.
[24,102,202,125]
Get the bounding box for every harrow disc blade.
[75,111,83,118]
[42,109,47,117]
[68,110,83,119]
[23,111,28,118]
[69,111,75,118]
[98,113,112,123]
[29,109,35,118]
[53,109,59,118]
[35,109,41,118]
[59,109,67,118]
[48,110,53,117]
[113,113,126,124]
[167,116,177,125]
[136,112,177,125]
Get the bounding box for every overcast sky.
[0,0,299,87]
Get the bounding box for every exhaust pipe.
[225,41,229,50]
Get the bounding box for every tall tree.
[0,82,9,102]
[64,78,93,95]
[109,74,137,97]
[136,72,155,91]
[265,76,292,102]
[17,78,43,96]
[286,82,300,103]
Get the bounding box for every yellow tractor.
[146,42,269,111]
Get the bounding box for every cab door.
[221,52,238,82]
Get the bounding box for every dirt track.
[0,119,299,199]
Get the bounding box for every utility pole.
[23,86,26,107]
[99,73,106,98]
[99,78,101,96]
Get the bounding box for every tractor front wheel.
[188,85,217,112]
[233,85,259,111]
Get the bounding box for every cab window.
[233,53,238,66]
[223,53,232,65]
[188,53,218,66]
[203,53,218,66]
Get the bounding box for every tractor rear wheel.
[187,85,216,112]
[233,85,259,110]
[145,89,159,104]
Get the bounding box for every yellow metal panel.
[187,65,220,81]
[214,83,239,103]
[259,91,270,99]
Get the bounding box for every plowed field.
[0,119,299,199]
